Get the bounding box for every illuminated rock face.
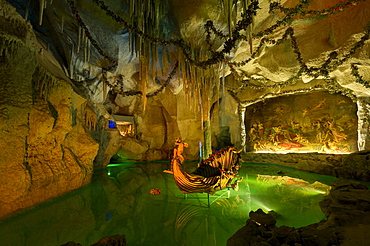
[0,1,99,217]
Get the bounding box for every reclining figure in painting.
[170,139,243,195]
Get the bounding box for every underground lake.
[0,162,342,246]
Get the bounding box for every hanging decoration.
[269,0,364,19]
[226,25,370,93]
[351,63,370,89]
[104,61,179,98]
[67,0,118,71]
[67,0,370,108]
[252,0,366,38]
[87,0,369,79]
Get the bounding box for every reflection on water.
[0,162,338,246]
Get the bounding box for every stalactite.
[127,0,169,90]
[221,63,226,126]
[25,0,31,20]
[223,0,237,37]
[177,49,181,82]
[85,107,97,131]
[227,0,232,37]
[150,43,155,79]
[238,104,247,150]
[216,65,221,122]
[357,101,369,151]
[242,0,248,14]
[83,34,87,63]
[202,77,212,158]
[0,35,23,60]
[87,39,90,62]
[60,15,65,34]
[163,46,168,75]
[199,86,203,132]
[39,0,46,26]
[33,66,59,101]
[77,26,82,53]
[103,76,107,102]
[328,22,337,47]
[246,0,254,53]
[69,43,74,79]
[140,56,147,111]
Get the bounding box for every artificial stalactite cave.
[1,0,370,245]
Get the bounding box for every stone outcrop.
[227,179,370,246]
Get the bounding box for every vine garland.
[226,25,370,92]
[351,63,370,89]
[67,0,118,71]
[102,61,179,98]
[86,0,369,82]
[66,0,370,105]
[270,0,365,19]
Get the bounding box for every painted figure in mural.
[258,122,264,139]
[271,125,303,150]
[301,107,312,132]
[249,123,259,142]
[321,140,342,153]
[327,119,347,141]
[314,119,328,143]
[271,125,290,144]
[313,98,327,110]
[173,138,188,163]
[293,133,309,145]
[253,141,266,151]
[290,117,300,132]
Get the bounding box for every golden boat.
[169,146,242,195]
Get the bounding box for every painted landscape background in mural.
[245,91,358,153]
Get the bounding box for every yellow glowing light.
[305,188,328,195]
[252,199,273,212]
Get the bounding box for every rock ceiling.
[11,0,370,104]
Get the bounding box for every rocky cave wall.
[111,88,206,162]
[0,1,99,217]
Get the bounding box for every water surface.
[0,162,339,246]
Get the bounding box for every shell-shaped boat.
[170,146,242,195]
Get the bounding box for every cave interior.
[1,0,370,245]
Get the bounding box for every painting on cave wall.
[245,91,358,153]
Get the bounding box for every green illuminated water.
[0,162,340,246]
